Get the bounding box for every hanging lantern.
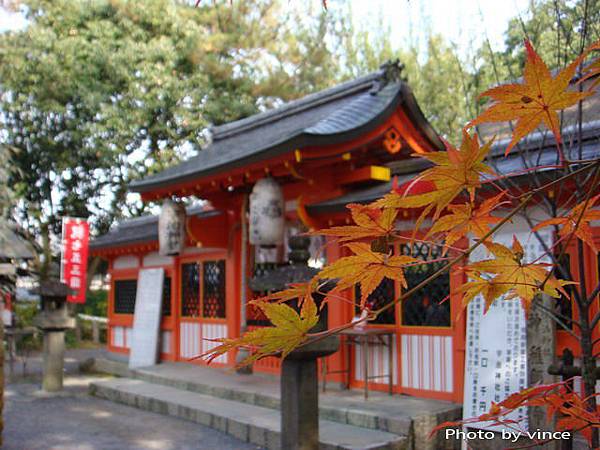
[158,199,186,256]
[249,177,284,247]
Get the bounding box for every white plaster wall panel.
[111,326,125,347]
[161,330,172,354]
[179,321,201,359]
[201,323,228,364]
[400,334,453,393]
[113,255,139,270]
[143,252,174,267]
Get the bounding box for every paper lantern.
[158,199,186,256]
[249,177,284,246]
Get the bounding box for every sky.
[0,0,528,55]
[347,0,530,57]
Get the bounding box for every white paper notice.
[129,268,164,369]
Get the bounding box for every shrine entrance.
[175,251,229,365]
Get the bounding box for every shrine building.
[89,62,600,404]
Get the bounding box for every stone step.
[131,365,413,437]
[90,378,408,450]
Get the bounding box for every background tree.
[0,0,345,276]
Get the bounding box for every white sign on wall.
[462,227,552,433]
[129,268,164,369]
[463,292,528,431]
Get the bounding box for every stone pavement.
[4,375,263,450]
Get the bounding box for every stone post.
[527,295,556,435]
[34,280,75,392]
[281,358,319,450]
[280,336,339,450]
[92,320,99,344]
[42,330,66,391]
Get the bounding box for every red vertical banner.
[60,218,90,303]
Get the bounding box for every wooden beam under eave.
[337,165,390,186]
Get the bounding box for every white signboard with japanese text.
[129,268,164,369]
[462,227,552,433]
[463,291,528,431]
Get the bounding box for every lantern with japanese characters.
[249,177,284,247]
[158,199,186,256]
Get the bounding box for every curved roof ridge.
[210,69,384,140]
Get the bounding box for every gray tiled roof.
[130,66,443,193]
[0,222,34,259]
[89,207,220,250]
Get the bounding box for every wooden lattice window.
[400,243,451,327]
[203,260,226,319]
[114,279,137,314]
[181,260,226,319]
[181,262,200,317]
[162,276,172,316]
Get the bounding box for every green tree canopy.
[0,0,344,274]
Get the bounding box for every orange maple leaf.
[468,40,592,155]
[317,242,418,309]
[426,192,505,253]
[460,237,572,311]
[533,194,600,253]
[200,296,319,367]
[313,203,398,242]
[375,130,494,232]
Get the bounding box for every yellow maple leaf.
[318,242,419,309]
[533,194,600,253]
[256,280,318,307]
[460,237,572,311]
[313,203,398,242]
[375,130,494,232]
[468,40,592,155]
[426,192,505,253]
[200,296,319,366]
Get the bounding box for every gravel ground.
[4,375,263,450]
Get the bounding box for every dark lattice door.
[162,276,172,316]
[114,279,137,314]
[202,260,226,319]
[181,262,200,317]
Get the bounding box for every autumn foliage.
[202,38,600,446]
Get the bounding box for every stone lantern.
[158,199,186,256]
[250,235,339,450]
[33,280,76,392]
